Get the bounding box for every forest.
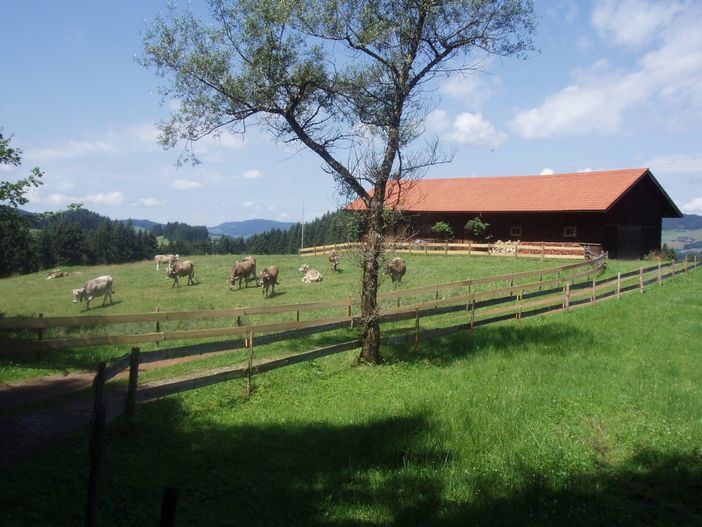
[0,205,356,277]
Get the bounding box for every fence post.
[424,242,428,255]
[617,272,621,299]
[126,347,140,424]
[37,312,44,342]
[246,333,254,396]
[591,277,597,303]
[468,242,472,256]
[516,290,523,319]
[671,259,676,277]
[444,241,448,256]
[296,303,300,322]
[541,243,545,262]
[414,308,420,353]
[639,267,644,293]
[469,298,475,331]
[159,487,179,527]
[86,362,106,527]
[657,262,662,286]
[155,306,161,334]
[564,283,570,311]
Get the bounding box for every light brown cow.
[72,275,114,309]
[167,260,195,287]
[329,249,340,272]
[259,265,279,298]
[383,257,406,283]
[154,254,179,271]
[227,256,257,289]
[299,263,323,283]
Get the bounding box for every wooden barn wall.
[384,175,677,260]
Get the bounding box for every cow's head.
[298,264,309,273]
[72,288,85,303]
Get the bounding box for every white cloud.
[645,154,702,174]
[171,179,202,190]
[85,191,124,205]
[242,201,255,208]
[577,168,593,173]
[681,196,702,214]
[447,112,507,149]
[241,169,263,180]
[31,139,119,161]
[138,197,165,207]
[512,1,702,138]
[540,168,555,175]
[425,109,450,134]
[439,68,496,108]
[592,0,684,48]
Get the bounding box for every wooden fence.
[299,240,593,260]
[0,254,607,354]
[112,255,697,404]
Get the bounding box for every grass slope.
[1,263,700,525]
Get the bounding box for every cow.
[328,249,340,272]
[154,254,179,271]
[259,265,279,298]
[384,257,406,283]
[167,260,196,287]
[227,256,258,290]
[299,263,323,283]
[72,275,114,309]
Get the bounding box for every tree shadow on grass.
[384,322,595,366]
[2,395,700,526]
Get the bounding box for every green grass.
[0,253,642,383]
[1,260,700,525]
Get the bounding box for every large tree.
[141,0,535,363]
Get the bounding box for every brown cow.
[383,257,406,283]
[167,260,196,287]
[227,256,257,290]
[329,249,340,272]
[259,265,279,298]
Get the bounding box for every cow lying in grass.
[299,263,323,283]
[72,275,114,309]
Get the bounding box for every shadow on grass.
[1,395,700,526]
[384,322,594,366]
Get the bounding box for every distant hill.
[208,219,295,238]
[119,218,162,231]
[663,213,702,231]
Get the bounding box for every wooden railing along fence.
[299,240,594,260]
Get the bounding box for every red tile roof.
[347,168,672,213]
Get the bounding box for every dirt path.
[0,352,232,470]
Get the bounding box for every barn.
[348,168,682,260]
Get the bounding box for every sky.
[2,0,701,227]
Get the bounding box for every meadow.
[0,252,641,383]
[1,253,699,525]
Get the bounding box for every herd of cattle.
[70,249,407,309]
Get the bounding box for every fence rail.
[299,240,593,260]
[0,254,607,353]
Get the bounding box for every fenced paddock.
[2,254,697,406]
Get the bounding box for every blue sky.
[2,0,701,227]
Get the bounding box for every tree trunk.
[358,199,384,364]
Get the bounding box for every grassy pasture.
[0,253,642,383]
[0,260,700,525]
